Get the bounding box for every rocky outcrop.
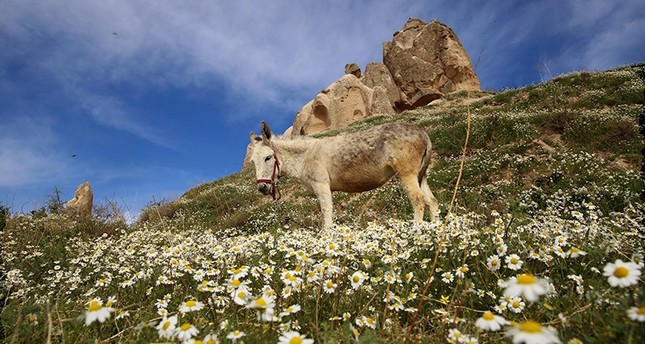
[244,18,481,167]
[383,18,480,109]
[291,74,378,137]
[65,181,93,216]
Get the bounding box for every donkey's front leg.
[311,182,333,229]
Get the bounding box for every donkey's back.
[313,122,432,193]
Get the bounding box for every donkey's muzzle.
[257,182,272,195]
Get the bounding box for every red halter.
[256,149,281,201]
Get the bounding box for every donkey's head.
[249,121,280,198]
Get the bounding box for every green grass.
[2,63,644,343]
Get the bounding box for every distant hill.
[139,63,644,232]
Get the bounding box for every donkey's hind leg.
[401,174,427,223]
[420,178,440,221]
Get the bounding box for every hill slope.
[141,63,644,232]
[3,63,644,343]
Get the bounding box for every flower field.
[2,64,644,343]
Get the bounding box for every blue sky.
[1,0,643,218]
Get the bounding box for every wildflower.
[505,254,523,270]
[226,330,245,341]
[232,285,250,305]
[279,304,302,317]
[156,316,178,339]
[350,271,367,289]
[278,331,314,344]
[203,334,219,344]
[247,294,277,321]
[496,243,508,256]
[568,247,586,258]
[179,299,205,313]
[602,259,641,288]
[508,297,526,313]
[447,328,463,342]
[503,273,550,302]
[487,255,501,271]
[627,306,645,322]
[506,320,561,344]
[441,271,454,284]
[475,311,508,331]
[84,298,115,326]
[176,322,199,342]
[322,279,337,293]
[115,310,130,320]
[455,264,469,278]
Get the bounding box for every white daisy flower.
[506,320,561,344]
[175,323,199,342]
[350,271,367,289]
[505,254,523,270]
[179,299,204,313]
[503,273,550,302]
[627,306,645,322]
[475,311,508,331]
[278,331,314,344]
[84,298,115,326]
[156,315,178,339]
[602,259,641,288]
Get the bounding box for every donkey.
[249,121,440,228]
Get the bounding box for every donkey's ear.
[261,121,272,143]
[250,132,260,144]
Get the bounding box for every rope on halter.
[256,146,281,201]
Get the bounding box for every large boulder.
[360,62,400,113]
[383,18,480,110]
[65,181,93,216]
[291,74,377,137]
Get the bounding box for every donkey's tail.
[417,138,433,186]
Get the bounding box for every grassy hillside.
[142,63,644,232]
[2,63,644,343]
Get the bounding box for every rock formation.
[291,74,378,137]
[65,181,93,216]
[383,18,480,109]
[243,18,481,167]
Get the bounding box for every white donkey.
[249,121,439,228]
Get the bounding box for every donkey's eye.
[264,156,272,162]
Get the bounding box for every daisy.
[627,306,645,322]
[475,311,508,331]
[602,259,641,288]
[455,264,469,278]
[487,255,501,271]
[226,330,245,342]
[447,328,463,342]
[176,323,199,342]
[84,298,115,326]
[279,304,302,317]
[441,271,454,284]
[568,247,586,258]
[203,334,219,344]
[503,273,550,302]
[350,271,367,289]
[179,299,205,313]
[505,254,523,270]
[232,285,250,305]
[506,320,561,344]
[156,316,178,339]
[508,297,526,313]
[278,331,314,344]
[322,279,337,293]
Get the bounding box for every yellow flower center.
[87,300,102,312]
[614,267,629,278]
[353,275,360,283]
[180,323,192,331]
[232,279,241,287]
[637,307,645,315]
[570,247,580,253]
[491,260,499,266]
[256,298,267,307]
[511,257,519,264]
[162,321,171,330]
[185,300,196,307]
[512,301,521,308]
[289,337,303,344]
[237,291,246,299]
[517,274,537,285]
[519,320,543,333]
[326,281,334,288]
[482,311,495,320]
